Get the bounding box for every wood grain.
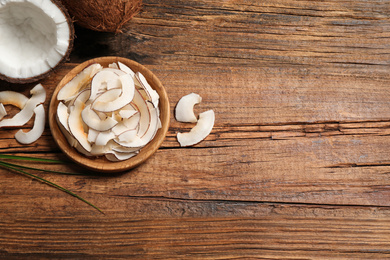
[2,0,390,258]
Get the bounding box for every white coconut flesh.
[68,99,91,152]
[92,74,135,112]
[57,62,162,161]
[90,70,119,101]
[175,93,202,123]
[0,104,6,120]
[0,91,28,108]
[0,83,47,144]
[136,72,159,108]
[0,83,46,127]
[174,92,215,147]
[0,0,72,82]
[15,104,45,144]
[177,110,215,147]
[57,63,102,102]
[81,104,118,132]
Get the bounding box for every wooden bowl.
[49,57,170,173]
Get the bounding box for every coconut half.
[0,0,74,83]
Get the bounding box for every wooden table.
[1,0,390,258]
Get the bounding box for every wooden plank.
[1,215,390,259]
[1,0,390,258]
[70,0,390,68]
[0,64,390,208]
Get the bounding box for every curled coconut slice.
[57,101,77,147]
[175,93,202,123]
[57,63,102,101]
[135,72,159,107]
[15,104,45,144]
[105,151,138,162]
[0,83,46,127]
[92,73,135,112]
[68,99,91,152]
[90,70,121,101]
[0,91,29,121]
[0,91,29,108]
[81,104,118,132]
[117,61,135,77]
[0,84,48,145]
[177,110,215,147]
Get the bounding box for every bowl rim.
[48,56,170,173]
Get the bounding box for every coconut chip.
[177,110,215,147]
[175,93,202,123]
[57,63,162,161]
[175,93,215,147]
[0,83,47,144]
[0,83,46,127]
[15,104,45,144]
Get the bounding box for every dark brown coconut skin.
[60,0,142,33]
[0,0,74,84]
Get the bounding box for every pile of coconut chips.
[56,62,161,162]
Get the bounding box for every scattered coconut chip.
[15,104,45,144]
[0,83,46,127]
[175,93,202,123]
[0,84,48,145]
[0,91,29,108]
[177,110,215,147]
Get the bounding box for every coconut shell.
[61,0,142,33]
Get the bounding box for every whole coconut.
[61,0,142,33]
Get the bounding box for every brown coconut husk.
[61,0,142,33]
